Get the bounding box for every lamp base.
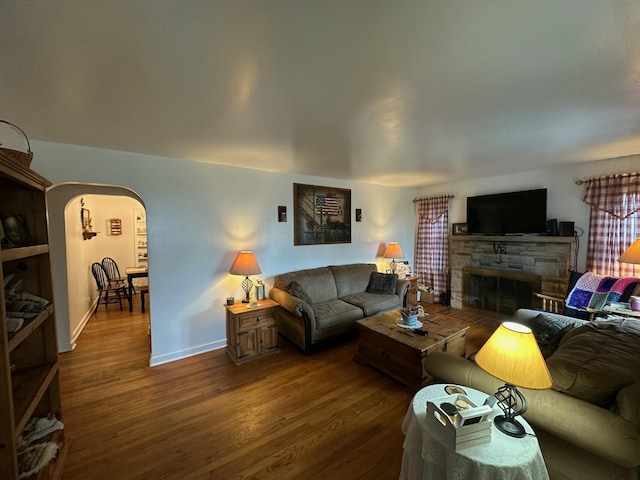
[241,276,253,304]
[494,415,526,438]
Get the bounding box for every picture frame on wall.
[293,183,351,245]
[452,223,468,235]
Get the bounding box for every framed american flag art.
[293,183,351,245]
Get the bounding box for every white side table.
[400,383,549,480]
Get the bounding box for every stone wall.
[449,235,576,310]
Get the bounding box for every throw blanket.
[565,273,639,311]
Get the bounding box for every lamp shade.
[475,322,552,390]
[384,242,404,259]
[229,251,262,276]
[619,238,640,264]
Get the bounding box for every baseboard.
[65,300,96,352]
[149,339,226,367]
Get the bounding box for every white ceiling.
[1,1,640,187]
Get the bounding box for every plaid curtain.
[582,172,640,276]
[415,195,453,298]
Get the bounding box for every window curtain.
[580,172,640,276]
[414,195,454,299]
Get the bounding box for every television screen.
[466,189,547,235]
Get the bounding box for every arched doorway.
[46,183,151,362]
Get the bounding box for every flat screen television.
[466,188,547,235]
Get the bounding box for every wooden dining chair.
[91,262,128,312]
[101,257,127,286]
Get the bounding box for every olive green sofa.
[269,263,409,353]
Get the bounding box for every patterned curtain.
[580,172,640,276]
[414,195,453,299]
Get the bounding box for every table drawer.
[237,311,276,330]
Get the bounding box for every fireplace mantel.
[450,234,575,244]
[449,235,576,310]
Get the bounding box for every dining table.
[125,266,148,312]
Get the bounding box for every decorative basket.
[0,120,33,168]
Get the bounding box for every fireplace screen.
[463,268,541,315]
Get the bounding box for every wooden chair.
[140,284,149,313]
[91,262,128,312]
[101,257,127,287]
[535,271,640,321]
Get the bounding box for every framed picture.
[452,223,468,235]
[355,208,362,222]
[294,183,351,245]
[109,218,122,235]
[81,208,91,230]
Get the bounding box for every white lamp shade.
[229,251,262,276]
[475,321,552,390]
[619,238,640,264]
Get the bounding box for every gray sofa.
[269,263,409,353]
[425,308,640,480]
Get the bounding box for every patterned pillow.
[530,313,573,358]
[288,281,312,305]
[366,272,397,295]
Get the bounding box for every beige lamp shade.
[229,251,262,276]
[619,238,640,264]
[384,242,404,259]
[475,322,552,390]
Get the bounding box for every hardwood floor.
[58,300,499,480]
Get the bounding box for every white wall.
[33,141,416,366]
[415,154,640,272]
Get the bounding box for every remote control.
[412,329,429,336]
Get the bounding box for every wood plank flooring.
[58,300,500,480]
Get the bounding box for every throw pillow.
[529,313,573,358]
[366,272,397,295]
[289,281,313,305]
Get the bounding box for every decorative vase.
[402,313,419,326]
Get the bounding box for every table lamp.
[384,242,404,274]
[474,321,552,438]
[618,238,640,265]
[229,251,262,303]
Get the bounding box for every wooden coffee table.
[353,308,469,390]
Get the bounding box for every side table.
[400,383,549,480]
[603,305,640,318]
[225,298,280,365]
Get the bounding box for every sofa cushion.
[366,272,397,295]
[273,266,338,304]
[615,382,640,429]
[341,292,401,317]
[288,281,312,305]
[331,263,377,297]
[312,299,364,330]
[530,313,573,358]
[546,318,640,406]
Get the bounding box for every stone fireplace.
[450,235,576,311]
